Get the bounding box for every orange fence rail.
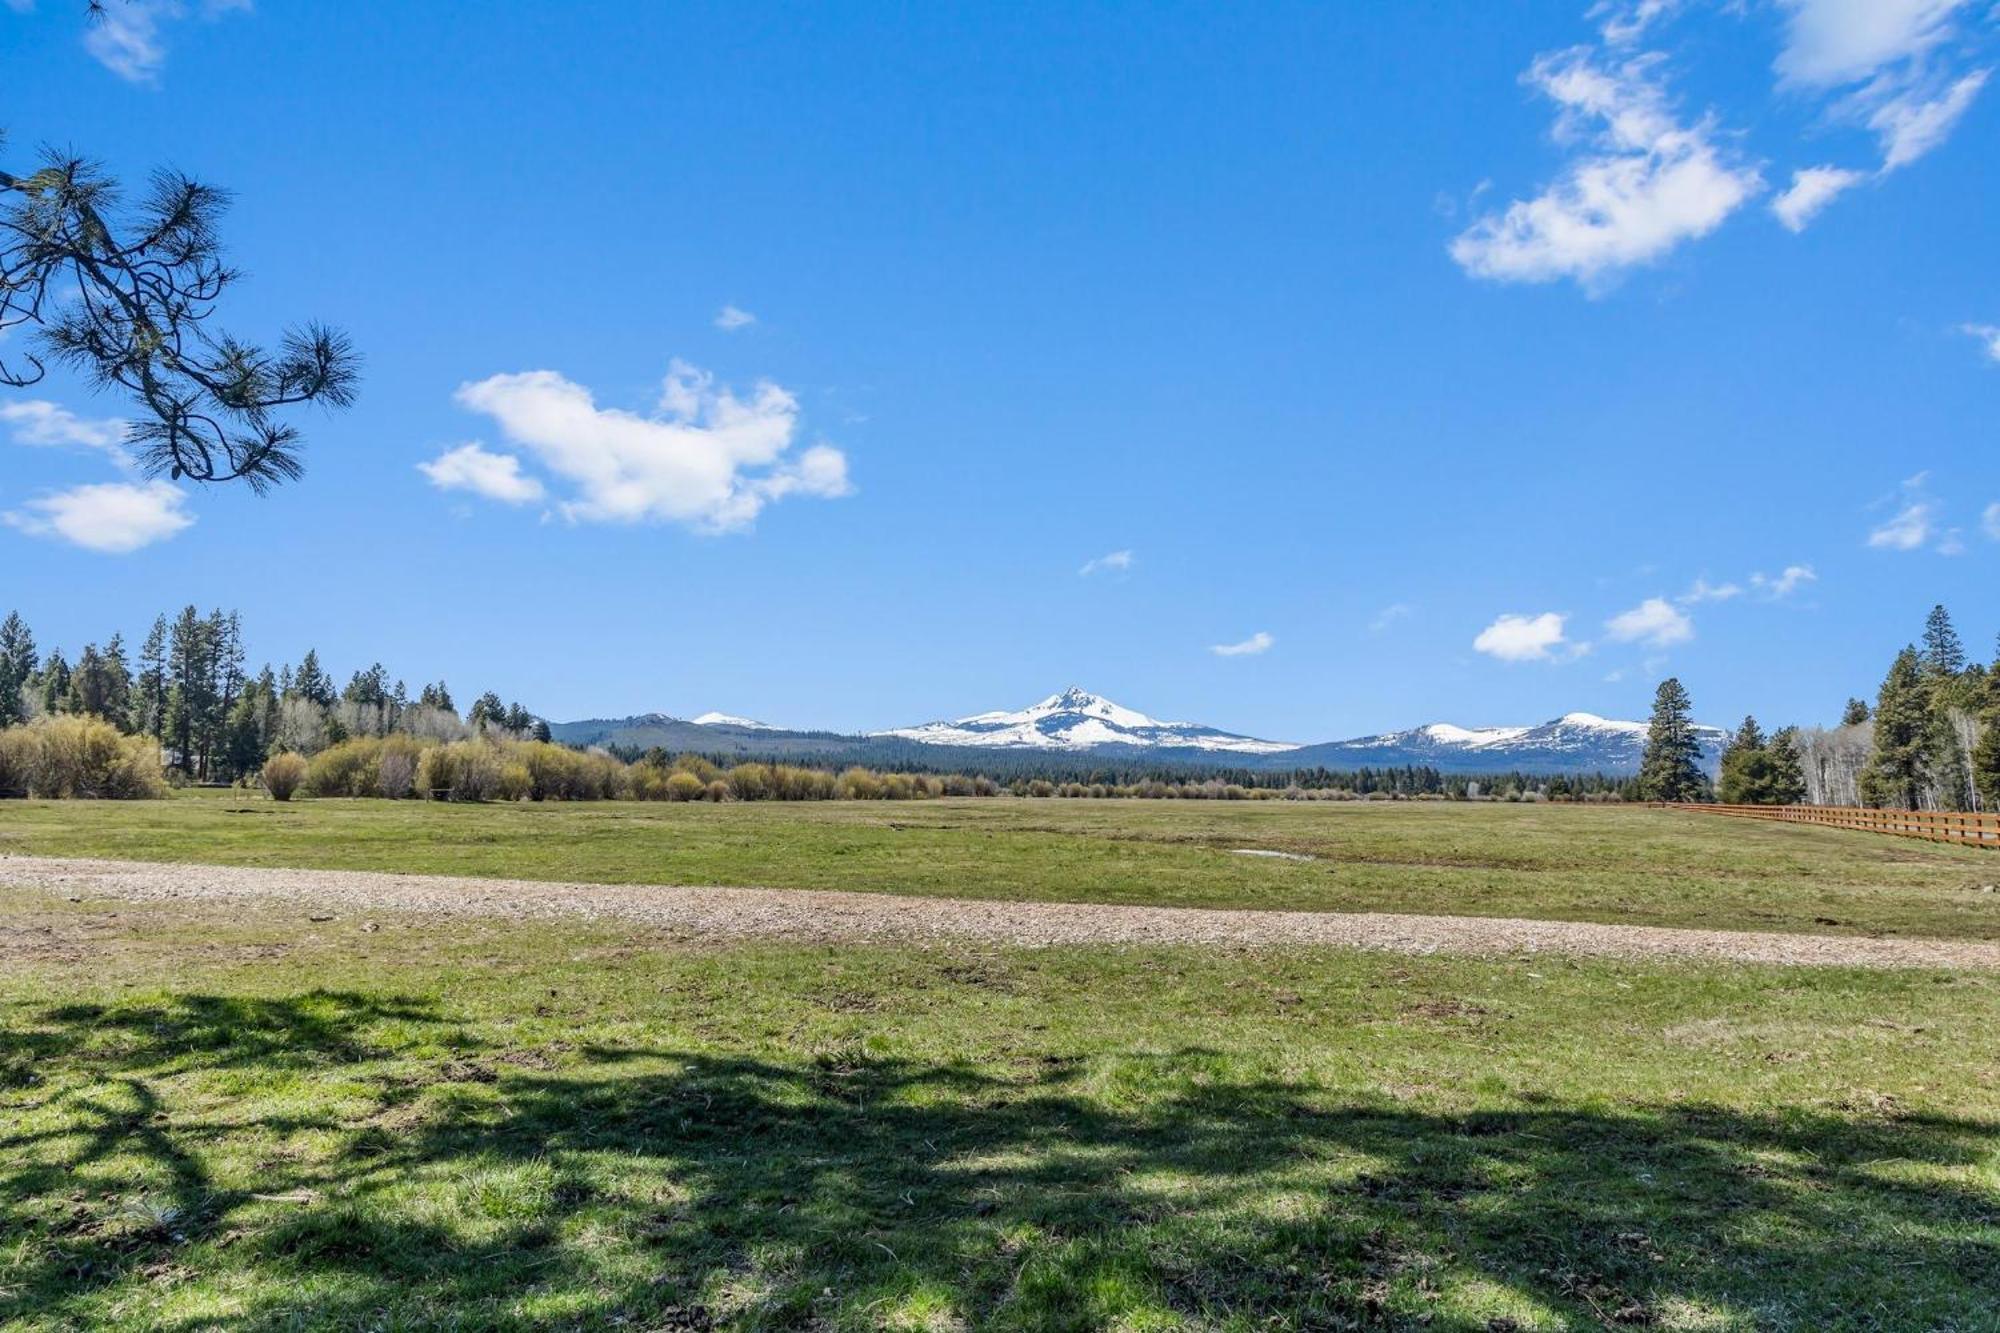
[1657,801,2000,848]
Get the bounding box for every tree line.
[1634,603,1999,811]
[0,607,546,785]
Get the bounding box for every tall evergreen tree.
[37,648,70,716]
[292,650,335,708]
[1766,727,1808,806]
[1861,648,1930,810]
[1637,677,1710,802]
[1840,697,1871,727]
[0,611,34,727]
[1921,604,1966,678]
[133,616,169,739]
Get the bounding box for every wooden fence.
[1659,801,2000,849]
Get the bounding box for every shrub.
[262,752,308,802]
[0,726,34,797]
[417,741,502,802]
[727,763,770,801]
[377,737,422,798]
[665,771,706,802]
[497,762,532,802]
[836,767,881,800]
[13,717,167,799]
[305,738,383,797]
[705,779,731,802]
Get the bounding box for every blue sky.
[3,0,1996,740]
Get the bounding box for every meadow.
[4,796,1999,1330]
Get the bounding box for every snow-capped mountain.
[692,712,777,731]
[874,687,1298,755]
[1290,712,1727,774]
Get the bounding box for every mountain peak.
[873,688,1294,754]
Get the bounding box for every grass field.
[3,791,1998,937]
[5,797,2000,1330]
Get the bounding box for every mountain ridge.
[552,688,1722,775]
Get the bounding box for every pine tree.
[1921,604,1966,678]
[133,616,169,739]
[1974,696,2000,813]
[292,649,335,708]
[1766,727,1808,806]
[1637,678,1710,803]
[1717,715,1771,804]
[38,649,71,715]
[1861,648,1929,810]
[0,611,36,727]
[1841,697,1871,727]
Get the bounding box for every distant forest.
[0,603,1993,808]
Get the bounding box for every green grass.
[4,888,1998,1331]
[3,790,1997,937]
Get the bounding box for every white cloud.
[1450,49,1761,290]
[1774,0,1968,89]
[1982,502,2000,541]
[713,305,757,332]
[1078,549,1134,577]
[1606,596,1695,646]
[1593,0,1682,45]
[1677,577,1741,604]
[1473,611,1573,662]
[1369,602,1414,634]
[451,359,852,534]
[1964,323,2000,363]
[0,399,133,468]
[1866,471,1960,552]
[1868,501,1935,549]
[1751,564,1817,597]
[417,442,546,505]
[1870,69,1989,170]
[84,0,169,83]
[2,480,193,553]
[81,0,251,84]
[1770,165,1866,230]
[1210,631,1274,658]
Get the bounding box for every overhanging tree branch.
[1,136,359,489]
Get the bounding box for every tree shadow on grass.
[4,994,1998,1330]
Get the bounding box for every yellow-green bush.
[0,726,35,797]
[262,752,308,801]
[665,771,706,801]
[1,716,166,799]
[304,737,384,798]
[417,740,501,802]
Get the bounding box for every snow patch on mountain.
[693,712,777,730]
[875,687,1298,755]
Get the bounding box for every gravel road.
[5,854,1997,970]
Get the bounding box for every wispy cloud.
[1210,631,1274,658]
[1982,502,2000,542]
[2,479,193,553]
[1078,549,1134,577]
[713,304,757,332]
[1462,1,1992,271]
[1676,577,1741,604]
[1770,165,1866,231]
[0,399,133,470]
[417,442,546,505]
[1605,596,1694,647]
[1369,602,1414,634]
[447,359,852,534]
[1451,48,1761,291]
[1750,563,1817,598]
[82,0,249,85]
[1962,323,2000,363]
[1867,472,1941,551]
[1473,611,1579,662]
